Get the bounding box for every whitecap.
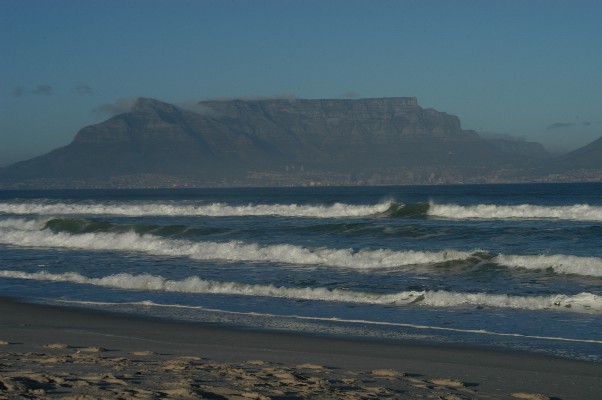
[1,269,599,313]
[428,203,602,221]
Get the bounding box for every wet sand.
[1,297,600,399]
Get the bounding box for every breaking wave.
[1,217,601,276]
[41,217,226,237]
[0,218,475,269]
[4,199,601,221]
[428,203,602,221]
[494,254,602,277]
[1,269,600,313]
[0,200,394,218]
[381,203,430,218]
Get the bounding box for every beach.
[1,297,600,399]
[2,185,602,399]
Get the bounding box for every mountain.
[0,97,597,188]
[196,98,535,171]
[555,136,602,169]
[481,137,550,160]
[0,98,272,181]
[529,135,602,182]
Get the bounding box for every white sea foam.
[428,203,602,221]
[495,254,602,277]
[0,217,48,231]
[4,199,602,221]
[1,269,600,313]
[0,200,393,218]
[0,220,475,269]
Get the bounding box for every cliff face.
[199,97,509,171]
[0,97,561,186]
[200,97,469,148]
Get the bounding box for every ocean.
[1,183,601,362]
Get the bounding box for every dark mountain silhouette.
[0,97,598,188]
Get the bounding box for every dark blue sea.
[1,183,601,361]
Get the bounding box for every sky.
[1,0,601,166]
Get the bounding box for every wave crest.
[2,217,601,276]
[4,199,601,221]
[1,270,599,313]
[495,254,602,277]
[0,219,475,269]
[428,203,602,221]
[0,200,393,218]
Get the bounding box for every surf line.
[51,299,602,345]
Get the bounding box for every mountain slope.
[1,98,286,181]
[556,136,602,169]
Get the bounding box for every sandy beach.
[1,297,600,399]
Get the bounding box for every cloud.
[207,93,298,101]
[546,122,574,130]
[340,91,360,99]
[189,94,299,116]
[479,131,527,142]
[12,84,53,97]
[583,121,602,126]
[32,84,53,95]
[546,121,601,130]
[92,97,138,116]
[178,101,218,116]
[242,93,297,101]
[73,82,94,95]
[13,86,26,97]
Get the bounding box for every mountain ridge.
[1,97,599,188]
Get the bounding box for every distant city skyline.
[2,0,601,166]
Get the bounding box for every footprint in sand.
[245,359,267,366]
[370,369,407,378]
[296,363,327,370]
[511,393,550,400]
[429,378,465,388]
[43,343,71,349]
[78,346,107,353]
[129,350,157,356]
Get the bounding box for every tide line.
[53,299,602,345]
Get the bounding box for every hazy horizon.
[2,0,601,167]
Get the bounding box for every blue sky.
[1,0,601,166]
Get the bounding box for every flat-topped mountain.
[197,97,505,170]
[1,96,597,188]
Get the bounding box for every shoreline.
[1,181,601,192]
[1,297,601,399]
